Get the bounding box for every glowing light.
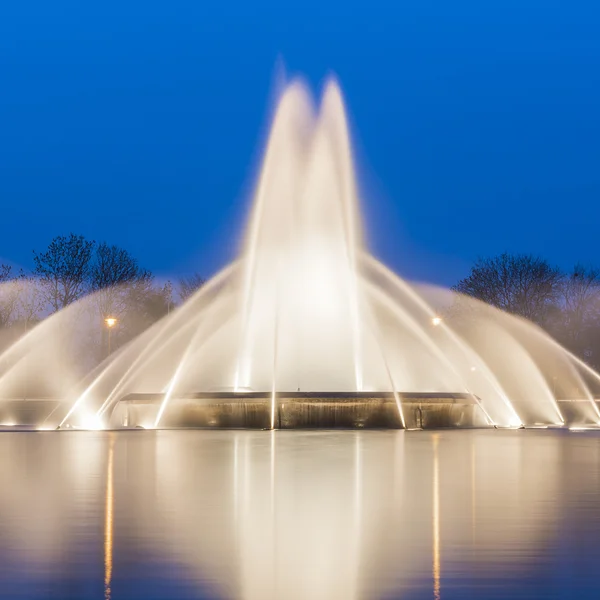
[431,316,442,327]
[81,414,105,431]
[1,421,15,427]
[104,317,117,328]
[60,389,91,429]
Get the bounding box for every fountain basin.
[109,392,490,429]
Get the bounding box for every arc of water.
[363,281,467,388]
[359,283,406,427]
[0,287,130,399]
[368,281,502,427]
[483,312,570,425]
[151,311,238,428]
[63,313,182,426]
[92,267,235,423]
[509,319,600,423]
[561,350,600,424]
[154,303,240,427]
[364,256,521,427]
[59,264,236,427]
[0,313,77,395]
[514,345,565,426]
[153,363,187,428]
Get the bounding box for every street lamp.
[105,317,117,356]
[431,316,442,327]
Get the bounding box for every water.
[1,429,599,599]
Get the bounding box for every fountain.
[1,76,600,430]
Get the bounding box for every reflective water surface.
[0,430,599,599]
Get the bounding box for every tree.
[117,280,172,344]
[33,234,95,312]
[90,242,152,318]
[14,270,45,326]
[552,264,600,367]
[0,264,19,328]
[178,273,206,302]
[0,264,11,282]
[453,253,563,324]
[84,242,156,359]
[0,267,45,354]
[142,283,173,322]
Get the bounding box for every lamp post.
[104,317,117,357]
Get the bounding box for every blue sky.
[1,0,599,285]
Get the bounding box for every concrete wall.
[111,393,490,429]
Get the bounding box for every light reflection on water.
[432,434,440,600]
[104,436,114,600]
[0,429,599,599]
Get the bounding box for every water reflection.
[433,434,440,600]
[0,430,600,599]
[104,435,114,600]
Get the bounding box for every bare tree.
[90,242,151,318]
[0,264,11,282]
[163,280,174,313]
[33,234,95,312]
[453,253,563,324]
[0,264,20,328]
[118,279,171,343]
[14,271,45,326]
[178,273,206,302]
[552,264,600,365]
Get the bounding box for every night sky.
[1,0,599,286]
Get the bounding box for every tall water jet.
[234,79,368,395]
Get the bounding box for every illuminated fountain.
[1,76,600,430]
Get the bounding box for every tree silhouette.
[553,264,600,367]
[33,234,95,312]
[453,253,563,324]
[178,273,206,302]
[90,242,152,319]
